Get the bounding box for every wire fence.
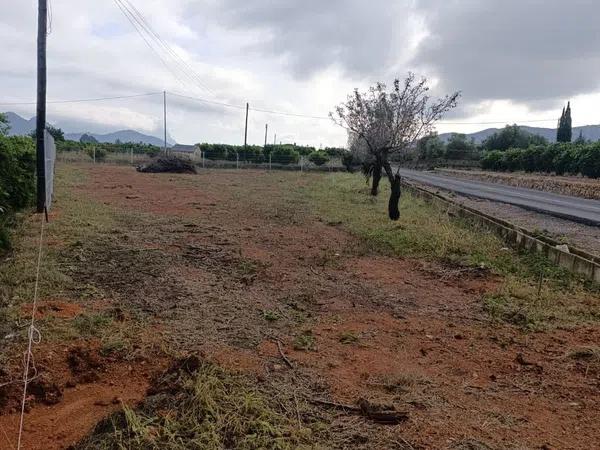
[44,130,56,210]
[56,148,347,172]
[56,150,153,166]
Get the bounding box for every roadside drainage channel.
[401,180,600,284]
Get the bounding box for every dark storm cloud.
[195,0,600,110]
[413,0,600,104]
[191,0,415,79]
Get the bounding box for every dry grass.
[75,359,314,450]
[304,172,600,328]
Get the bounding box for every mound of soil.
[136,157,197,174]
[28,376,63,406]
[67,347,105,384]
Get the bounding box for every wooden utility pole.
[244,102,249,151]
[264,123,268,147]
[36,0,48,213]
[163,91,167,155]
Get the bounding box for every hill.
[438,124,600,144]
[2,111,173,146]
[3,112,37,136]
[64,130,169,147]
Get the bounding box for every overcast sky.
[2,0,600,146]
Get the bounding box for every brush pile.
[137,156,197,174]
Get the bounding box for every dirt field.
[1,164,599,449]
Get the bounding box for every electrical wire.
[0,91,560,126]
[0,91,162,106]
[113,0,212,94]
[251,106,330,120]
[169,91,333,119]
[112,0,189,88]
[120,0,213,94]
[168,91,246,110]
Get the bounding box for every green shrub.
[0,136,35,210]
[0,135,35,249]
[308,151,330,166]
[481,150,504,171]
[270,146,300,165]
[500,148,523,171]
[86,146,107,161]
[324,147,346,157]
[342,151,357,172]
[481,142,600,178]
[578,142,600,178]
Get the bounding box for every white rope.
[16,212,46,450]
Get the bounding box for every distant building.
[171,144,200,160]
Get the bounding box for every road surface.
[398,169,600,226]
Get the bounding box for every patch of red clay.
[0,364,150,450]
[79,166,220,217]
[20,300,83,320]
[0,338,166,450]
[205,344,266,376]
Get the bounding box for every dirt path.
[2,164,599,449]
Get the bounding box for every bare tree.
[331,73,459,220]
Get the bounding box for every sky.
[1,0,600,146]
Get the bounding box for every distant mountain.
[3,111,173,146]
[79,133,98,144]
[439,124,600,144]
[65,130,170,147]
[4,111,37,136]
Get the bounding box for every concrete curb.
[402,181,600,283]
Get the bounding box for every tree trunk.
[370,163,382,196]
[382,162,401,221]
[388,174,401,220]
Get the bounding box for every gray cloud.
[412,0,600,105]
[3,0,600,144]
[190,0,417,79]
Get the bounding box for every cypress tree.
[557,102,572,143]
[557,106,565,142]
[564,101,572,142]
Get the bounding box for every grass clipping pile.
[74,356,307,450]
[137,156,197,174]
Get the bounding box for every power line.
[0,91,162,106]
[113,0,212,95]
[0,90,563,126]
[251,106,330,120]
[168,91,246,110]
[121,0,213,94]
[114,0,190,88]
[112,0,189,88]
[169,91,333,120]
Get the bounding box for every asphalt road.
[398,169,600,226]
